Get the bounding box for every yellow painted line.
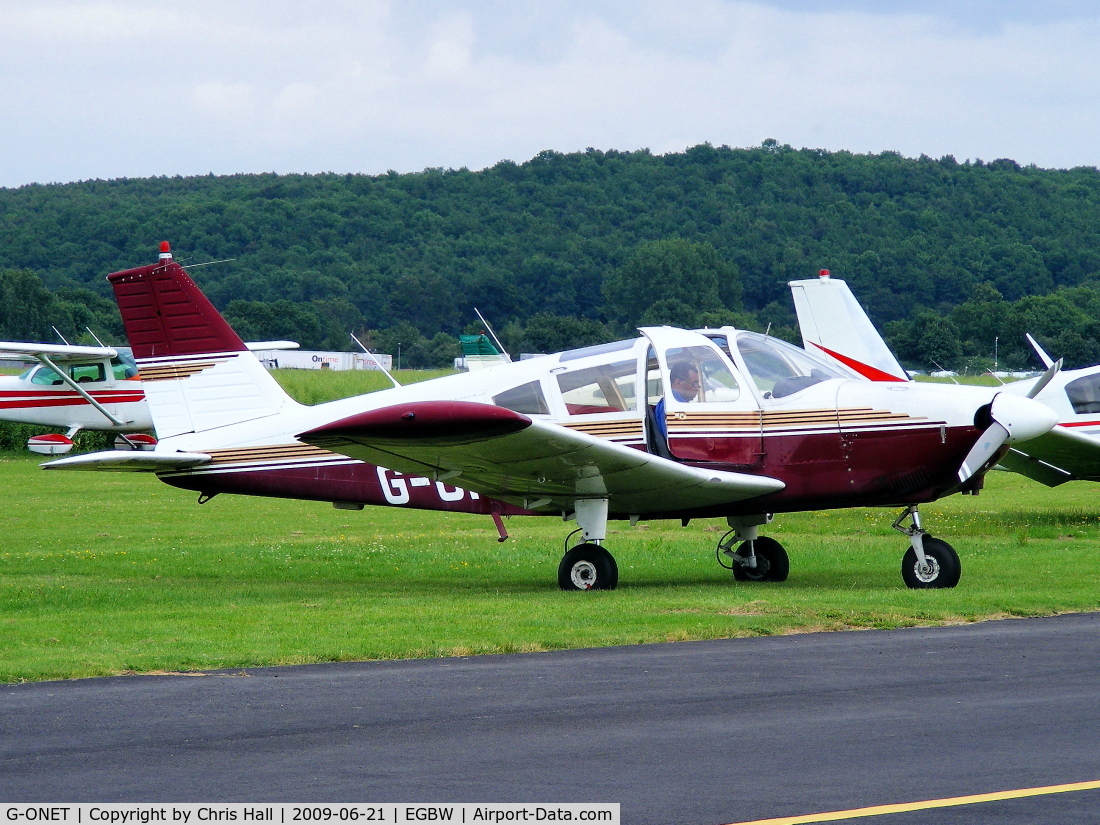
[725,779,1100,825]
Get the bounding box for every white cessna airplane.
[0,342,153,454]
[0,339,300,455]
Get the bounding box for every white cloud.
[2,0,1100,186]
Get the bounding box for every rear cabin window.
[70,363,106,383]
[493,381,550,415]
[557,360,637,415]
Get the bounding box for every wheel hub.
[570,560,598,590]
[913,557,941,583]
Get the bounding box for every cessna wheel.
[558,543,619,591]
[731,536,789,583]
[901,536,961,589]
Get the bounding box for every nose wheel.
[717,531,789,582]
[894,506,961,589]
[558,543,619,590]
[901,536,961,588]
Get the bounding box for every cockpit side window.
[30,366,63,386]
[1066,374,1100,414]
[111,352,139,379]
[493,381,550,415]
[663,346,740,403]
[557,360,637,415]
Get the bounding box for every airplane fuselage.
[0,371,150,432]
[146,331,1002,521]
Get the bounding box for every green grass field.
[3,448,1099,683]
[2,366,1097,683]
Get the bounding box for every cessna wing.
[0,341,118,361]
[299,400,785,514]
[0,340,295,360]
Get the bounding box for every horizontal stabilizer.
[42,450,211,473]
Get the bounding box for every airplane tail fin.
[108,242,301,438]
[789,272,909,382]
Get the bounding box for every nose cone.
[990,392,1059,443]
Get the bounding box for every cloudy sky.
[2,0,1098,188]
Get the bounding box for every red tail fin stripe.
[809,341,908,382]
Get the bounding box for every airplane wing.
[298,400,785,514]
[999,426,1100,486]
[0,341,294,360]
[42,451,211,473]
[0,342,117,361]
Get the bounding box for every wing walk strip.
[724,778,1100,825]
[160,443,359,477]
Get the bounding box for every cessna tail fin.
[108,242,301,438]
[789,271,909,382]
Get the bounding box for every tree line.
[2,141,1100,369]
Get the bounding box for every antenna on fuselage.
[929,360,963,385]
[85,327,106,347]
[474,307,510,359]
[52,326,70,345]
[350,332,401,389]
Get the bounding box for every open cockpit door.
[640,327,765,466]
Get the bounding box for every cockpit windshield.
[111,350,139,379]
[735,332,853,398]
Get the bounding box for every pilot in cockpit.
[669,362,701,402]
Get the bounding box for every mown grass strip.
[3,447,1099,683]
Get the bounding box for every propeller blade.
[958,421,1010,483]
[957,393,1059,484]
[1027,357,1062,399]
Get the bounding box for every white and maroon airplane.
[45,245,1063,591]
[790,270,1100,487]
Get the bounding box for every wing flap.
[299,400,785,512]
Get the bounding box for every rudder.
[108,243,300,438]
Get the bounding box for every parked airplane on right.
[790,271,1100,486]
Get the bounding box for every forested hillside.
[3,141,1100,369]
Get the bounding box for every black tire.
[558,544,619,591]
[731,536,789,583]
[901,536,961,589]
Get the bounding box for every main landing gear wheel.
[901,536,961,589]
[731,536,789,583]
[558,544,619,591]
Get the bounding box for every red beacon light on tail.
[819,269,830,279]
[159,241,172,262]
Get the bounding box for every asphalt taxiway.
[3,614,1100,824]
